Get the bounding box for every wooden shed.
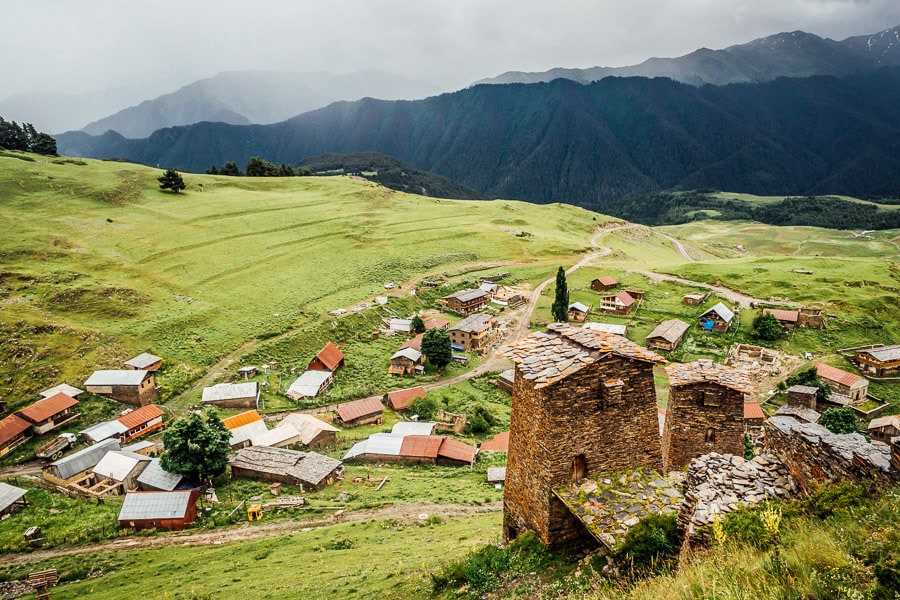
[123,353,163,372]
[201,382,260,409]
[336,397,384,427]
[591,276,618,291]
[856,345,900,377]
[645,319,690,352]
[384,386,426,411]
[868,415,900,442]
[118,490,199,531]
[698,303,735,333]
[388,348,425,376]
[308,342,345,372]
[567,302,590,323]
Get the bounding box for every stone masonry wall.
[662,382,745,473]
[504,354,661,548]
[764,416,899,491]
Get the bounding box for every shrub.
[409,394,440,420]
[819,407,859,434]
[806,481,872,519]
[615,513,680,570]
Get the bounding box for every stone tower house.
[501,323,665,547]
[662,360,752,472]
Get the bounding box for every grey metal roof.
[391,421,437,437]
[136,459,184,491]
[582,322,627,336]
[201,382,259,403]
[0,482,27,513]
[700,302,735,322]
[228,420,270,447]
[447,288,487,303]
[119,491,194,522]
[93,451,150,481]
[389,319,413,332]
[861,345,900,362]
[287,371,332,398]
[122,440,156,453]
[251,424,300,448]
[391,348,422,362]
[343,433,403,460]
[568,302,590,313]
[51,438,120,480]
[80,420,128,442]
[450,313,492,334]
[124,353,163,369]
[85,370,150,387]
[39,383,84,398]
[487,467,507,483]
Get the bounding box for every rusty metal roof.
[386,386,426,410]
[0,414,31,447]
[16,393,78,424]
[666,360,753,393]
[117,405,163,430]
[479,431,509,452]
[816,363,865,388]
[399,435,443,458]
[313,342,344,371]
[438,438,477,464]
[764,308,799,323]
[336,397,384,422]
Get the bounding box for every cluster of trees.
[206,157,311,177]
[0,117,57,155]
[161,409,231,484]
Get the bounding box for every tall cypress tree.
[551,266,569,322]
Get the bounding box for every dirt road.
[629,270,802,309]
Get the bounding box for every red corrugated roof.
[479,431,509,452]
[16,393,78,423]
[314,342,345,371]
[438,438,477,464]
[222,410,263,430]
[117,404,163,430]
[0,413,31,447]
[400,334,423,352]
[615,291,635,307]
[337,397,384,422]
[597,276,618,286]
[744,403,765,420]
[816,363,864,388]
[386,386,426,411]
[399,435,443,458]
[764,308,799,323]
[423,318,449,330]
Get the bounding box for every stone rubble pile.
[678,452,795,539]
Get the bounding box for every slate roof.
[0,482,27,513]
[93,450,151,481]
[336,397,384,422]
[764,308,799,323]
[666,360,753,394]
[0,414,32,447]
[118,404,162,430]
[501,324,664,389]
[391,348,422,362]
[450,313,492,334]
[119,491,195,521]
[201,382,259,403]
[700,302,735,323]
[124,352,163,369]
[816,363,866,388]
[775,404,821,423]
[79,420,128,442]
[39,383,84,398]
[787,385,819,395]
[444,288,488,303]
[646,319,690,344]
[51,438,120,480]
[136,459,184,491]
[312,342,344,371]
[229,446,341,488]
[568,302,590,314]
[287,370,332,398]
[385,386,426,410]
[391,421,437,437]
[583,322,627,336]
[859,345,900,363]
[744,403,766,420]
[85,370,151,386]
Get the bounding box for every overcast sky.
[4,0,900,98]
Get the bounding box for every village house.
[0,482,27,517]
[237,366,258,380]
[222,410,269,449]
[91,450,153,495]
[662,360,753,472]
[286,370,333,400]
[479,282,499,299]
[117,404,164,443]
[43,438,120,484]
[449,313,494,351]
[384,386,426,411]
[683,291,711,306]
[645,319,690,352]
[698,302,735,333]
[251,413,339,449]
[868,415,900,442]
[441,288,489,316]
[343,434,476,466]
[201,381,260,409]
[501,323,665,547]
[39,383,83,399]
[136,459,184,492]
[816,363,869,404]
[582,322,627,336]
[786,385,819,409]
[123,352,163,372]
[567,302,590,323]
[491,286,525,307]
[599,291,635,316]
[84,370,158,406]
[388,348,425,376]
[335,397,384,427]
[307,342,345,372]
[496,369,515,393]
[400,334,423,352]
[763,308,799,329]
[386,318,413,333]
[856,345,900,377]
[118,490,200,531]
[15,393,80,435]
[590,276,618,291]
[744,402,766,437]
[0,414,32,458]
[229,446,343,491]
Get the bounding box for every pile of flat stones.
[679,452,795,539]
[0,580,34,600]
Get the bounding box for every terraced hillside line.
[630,270,803,309]
[0,500,502,567]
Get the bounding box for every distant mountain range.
[57,67,900,212]
[78,70,442,139]
[475,26,900,87]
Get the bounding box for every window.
[702,391,720,407]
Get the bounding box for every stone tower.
[501,323,665,547]
[662,360,752,473]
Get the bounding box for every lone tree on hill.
[819,407,859,434]
[161,409,231,484]
[551,266,569,322]
[157,168,186,193]
[422,328,452,371]
[411,315,426,334]
[752,312,782,341]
